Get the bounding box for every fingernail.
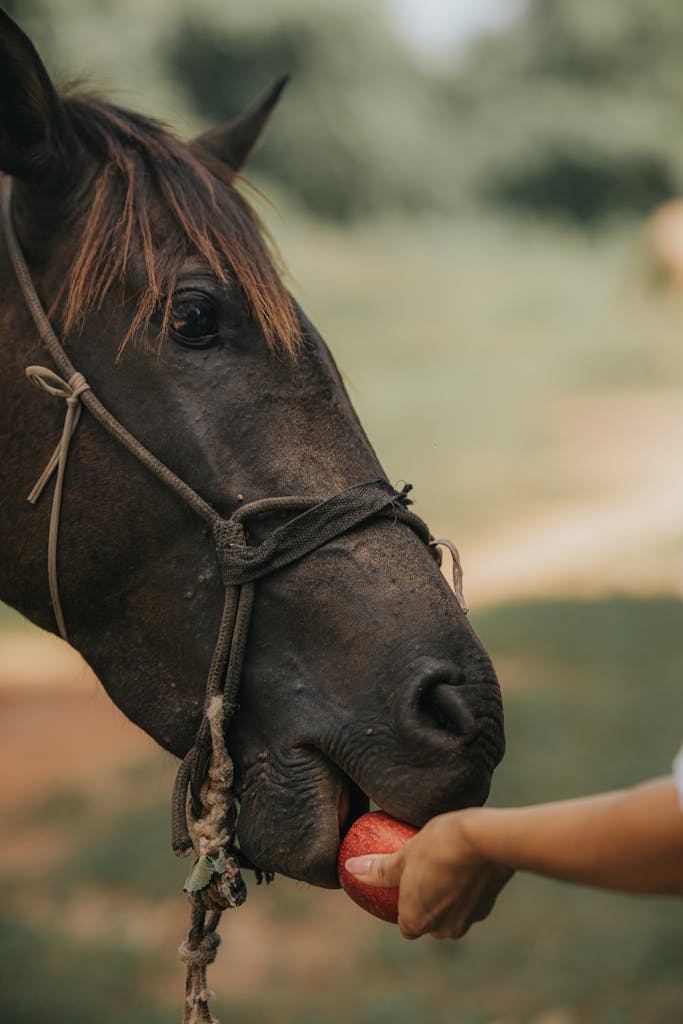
[344,856,374,876]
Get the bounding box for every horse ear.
[0,9,75,183]
[192,75,289,173]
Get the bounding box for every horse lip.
[236,747,370,883]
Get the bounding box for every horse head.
[0,10,504,889]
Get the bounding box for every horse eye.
[168,293,219,348]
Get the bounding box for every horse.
[0,3,503,942]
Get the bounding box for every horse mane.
[59,94,301,354]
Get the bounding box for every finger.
[398,919,421,941]
[344,851,402,888]
[396,893,434,941]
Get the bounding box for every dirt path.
[464,390,683,606]
[0,684,154,811]
[465,469,683,605]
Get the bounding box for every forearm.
[461,778,683,895]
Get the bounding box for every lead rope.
[20,363,248,1024]
[2,173,245,1022]
[175,588,246,1024]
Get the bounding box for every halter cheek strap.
[25,365,90,639]
[1,174,467,1024]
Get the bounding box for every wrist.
[457,805,510,868]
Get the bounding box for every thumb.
[344,851,403,888]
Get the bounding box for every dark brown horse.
[0,9,504,896]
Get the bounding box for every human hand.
[344,809,513,940]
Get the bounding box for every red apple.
[338,811,418,923]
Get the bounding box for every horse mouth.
[234,708,498,888]
[337,777,370,840]
[234,747,371,888]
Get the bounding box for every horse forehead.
[126,251,220,291]
[134,253,215,279]
[178,256,215,276]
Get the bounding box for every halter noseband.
[1,175,467,1023]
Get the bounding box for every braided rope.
[178,905,223,1024]
[25,366,91,639]
[178,696,245,1024]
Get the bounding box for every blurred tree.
[444,0,683,222]
[163,1,457,220]
[486,148,675,224]
[4,0,683,223]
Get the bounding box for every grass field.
[1,210,681,1022]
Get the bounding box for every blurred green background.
[1,1,682,1022]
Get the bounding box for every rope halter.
[2,174,469,1024]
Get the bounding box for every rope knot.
[178,930,221,969]
[213,518,248,586]
[194,861,247,912]
[392,481,414,507]
[67,370,90,400]
[26,364,90,401]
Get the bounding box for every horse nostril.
[419,680,475,739]
[395,662,480,746]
